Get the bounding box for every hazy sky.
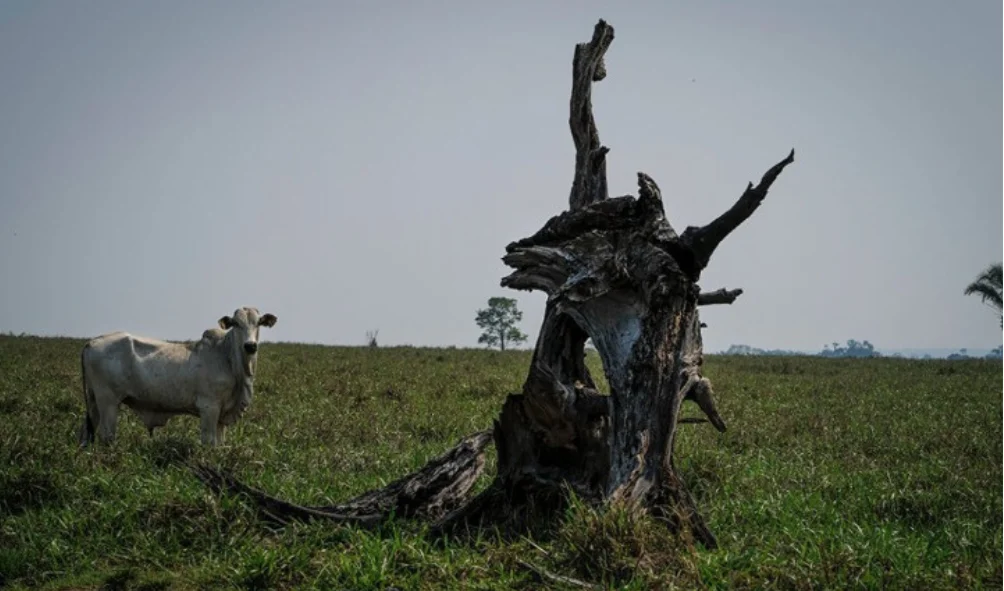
[1,1,1001,352]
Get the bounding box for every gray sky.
[1,0,1001,352]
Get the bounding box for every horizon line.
[1,330,999,355]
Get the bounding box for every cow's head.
[218,307,278,376]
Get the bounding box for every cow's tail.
[78,343,97,447]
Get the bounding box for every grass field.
[0,335,1000,590]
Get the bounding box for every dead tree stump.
[435,19,794,547]
[192,19,793,550]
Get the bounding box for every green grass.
[0,335,1000,590]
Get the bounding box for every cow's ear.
[218,316,234,329]
[259,313,277,328]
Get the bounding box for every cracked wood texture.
[472,19,794,548]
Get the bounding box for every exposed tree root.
[191,431,492,527]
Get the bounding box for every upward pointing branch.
[568,20,615,211]
[682,149,795,270]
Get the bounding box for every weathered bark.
[437,19,793,547]
[191,431,492,526]
[568,19,614,210]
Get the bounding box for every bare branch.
[569,20,615,211]
[190,464,382,528]
[682,149,795,269]
[679,375,726,432]
[690,379,726,433]
[698,288,744,306]
[191,431,493,526]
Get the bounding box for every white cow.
[79,307,277,447]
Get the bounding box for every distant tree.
[475,297,527,351]
[964,262,1003,327]
[724,344,757,356]
[366,330,379,348]
[947,348,972,361]
[818,339,880,358]
[723,344,801,356]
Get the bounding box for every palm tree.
[964,262,1003,327]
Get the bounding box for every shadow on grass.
[0,469,59,517]
[144,435,197,470]
[100,568,172,591]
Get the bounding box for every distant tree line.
[718,262,1004,360]
[720,340,877,357]
[946,346,1002,360]
[819,340,879,358]
[721,340,1003,360]
[721,344,803,357]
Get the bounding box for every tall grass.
[0,336,1000,589]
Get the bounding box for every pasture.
[0,335,1000,589]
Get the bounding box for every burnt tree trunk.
[438,19,794,547]
[192,20,792,548]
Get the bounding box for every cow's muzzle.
[243,342,258,354]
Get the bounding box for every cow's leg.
[198,405,221,446]
[216,424,227,446]
[78,398,98,447]
[89,384,122,444]
[79,385,99,448]
[97,402,119,443]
